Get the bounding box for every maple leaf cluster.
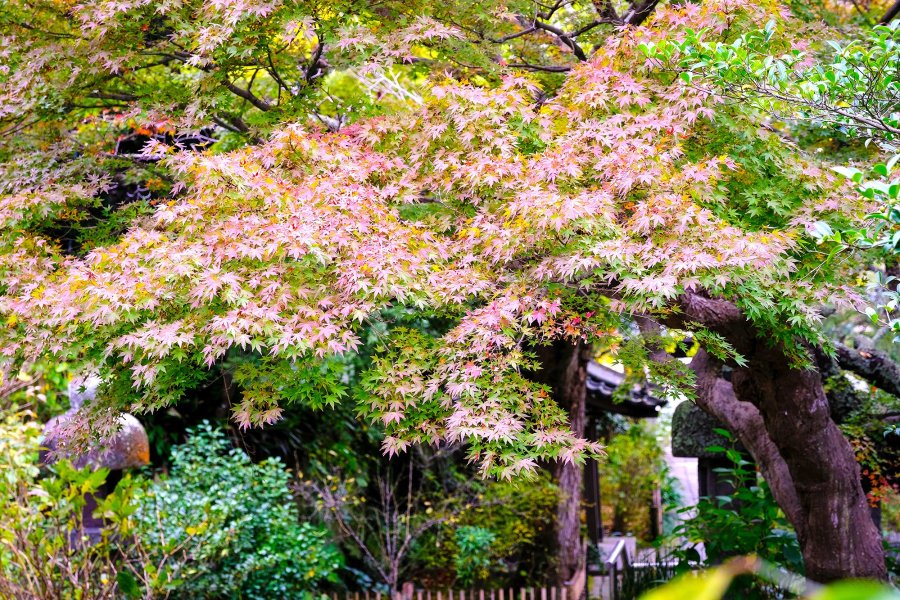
[0,1,876,475]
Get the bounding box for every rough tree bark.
[533,340,591,600]
[834,342,900,398]
[671,294,886,582]
[689,349,805,530]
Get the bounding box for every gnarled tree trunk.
[733,347,884,581]
[673,294,886,582]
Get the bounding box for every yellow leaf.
[640,568,733,600]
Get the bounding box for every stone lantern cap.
[41,376,150,470]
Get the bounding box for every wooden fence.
[331,587,568,600]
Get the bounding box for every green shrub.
[599,421,672,539]
[667,436,802,600]
[670,442,802,575]
[453,526,495,587]
[0,413,341,599]
[410,470,558,587]
[126,422,342,599]
[0,410,122,599]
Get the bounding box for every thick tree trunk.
[533,340,590,600]
[672,294,886,582]
[731,345,885,582]
[690,350,805,530]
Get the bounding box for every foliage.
[643,11,900,347]
[0,1,871,479]
[599,420,671,539]
[121,421,342,599]
[297,446,558,591]
[642,17,900,147]
[1,0,900,585]
[820,372,900,507]
[0,360,71,420]
[459,474,559,585]
[884,486,900,533]
[453,526,495,587]
[299,459,455,594]
[670,436,803,577]
[640,557,900,600]
[827,159,900,341]
[0,412,341,599]
[841,422,898,508]
[0,410,123,598]
[411,470,558,587]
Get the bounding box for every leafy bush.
[410,470,558,587]
[0,411,122,599]
[884,488,900,534]
[669,435,803,595]
[122,422,342,599]
[453,526,495,587]
[599,421,672,539]
[0,413,340,599]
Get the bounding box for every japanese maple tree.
[0,0,895,585]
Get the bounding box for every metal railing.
[604,539,630,600]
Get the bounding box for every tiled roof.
[586,361,665,418]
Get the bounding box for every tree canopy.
[3,0,871,475]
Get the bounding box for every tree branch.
[212,116,247,134]
[624,0,662,26]
[834,342,900,398]
[488,26,537,43]
[880,0,900,24]
[222,80,272,112]
[88,91,138,102]
[532,19,587,60]
[266,47,293,100]
[507,62,572,73]
[592,0,620,23]
[663,292,751,357]
[305,42,325,83]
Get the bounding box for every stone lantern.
[40,375,150,542]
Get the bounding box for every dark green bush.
[454,526,495,587]
[130,422,342,599]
